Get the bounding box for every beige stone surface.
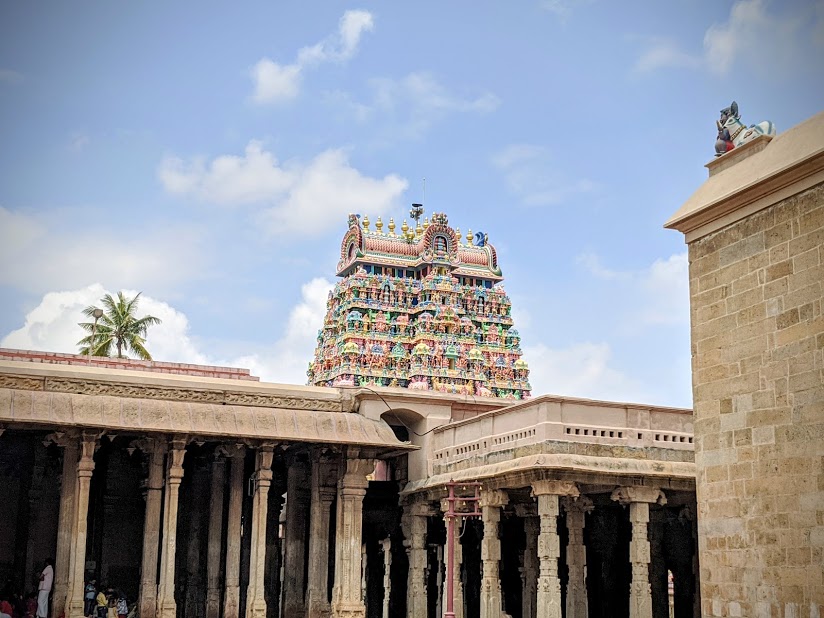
[0,387,412,450]
[679,122,824,616]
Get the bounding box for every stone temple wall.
[687,181,823,615]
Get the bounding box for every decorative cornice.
[0,375,44,390]
[2,374,346,412]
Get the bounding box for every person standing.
[36,559,54,618]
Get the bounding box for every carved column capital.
[167,437,187,481]
[44,429,79,448]
[610,486,666,506]
[479,489,509,509]
[531,480,579,498]
[561,495,593,514]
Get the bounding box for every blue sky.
[1,0,822,407]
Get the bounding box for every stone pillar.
[245,444,275,618]
[49,432,78,618]
[434,545,444,618]
[611,487,667,618]
[561,496,593,618]
[380,539,391,618]
[206,454,227,618]
[440,498,464,618]
[283,459,310,617]
[331,456,374,618]
[156,438,187,618]
[67,431,98,618]
[223,445,245,618]
[401,502,430,618]
[532,480,579,618]
[135,439,167,618]
[307,457,338,618]
[479,489,508,618]
[514,504,538,618]
[264,480,285,618]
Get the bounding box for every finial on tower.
[376,217,384,234]
[362,215,370,231]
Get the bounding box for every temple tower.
[308,209,531,398]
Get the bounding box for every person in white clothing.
[37,558,54,618]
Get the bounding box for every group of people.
[0,561,130,618]
[0,558,54,618]
[83,581,129,618]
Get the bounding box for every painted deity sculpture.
[307,209,530,399]
[715,101,776,156]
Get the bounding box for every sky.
[1,0,822,408]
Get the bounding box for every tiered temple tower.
[308,209,531,398]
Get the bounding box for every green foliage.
[77,291,162,360]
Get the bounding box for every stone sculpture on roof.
[714,100,776,156]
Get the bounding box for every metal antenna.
[422,177,426,206]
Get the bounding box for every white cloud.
[524,341,649,403]
[1,285,208,364]
[251,9,374,104]
[578,251,689,327]
[158,142,408,237]
[635,0,820,75]
[333,71,500,140]
[1,279,334,386]
[703,0,772,74]
[633,38,701,73]
[492,144,595,207]
[238,277,334,384]
[0,206,205,296]
[250,59,302,104]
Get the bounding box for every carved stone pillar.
[135,439,166,618]
[157,438,186,618]
[479,489,508,618]
[380,538,391,618]
[440,498,464,618]
[532,480,579,618]
[49,432,78,618]
[67,432,98,618]
[562,496,593,618]
[206,454,226,618]
[283,459,310,617]
[515,504,538,618]
[223,445,246,618]
[307,456,338,618]
[401,502,430,618]
[611,487,667,618]
[245,444,275,618]
[331,456,374,618]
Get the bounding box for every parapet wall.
[0,348,259,381]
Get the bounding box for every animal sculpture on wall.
[715,101,776,156]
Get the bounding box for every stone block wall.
[687,182,823,616]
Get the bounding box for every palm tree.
[77,291,162,360]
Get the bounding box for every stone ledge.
[403,453,696,494]
[707,134,773,177]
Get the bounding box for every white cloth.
[40,565,54,592]
[36,589,49,618]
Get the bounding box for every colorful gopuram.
[307,208,531,398]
